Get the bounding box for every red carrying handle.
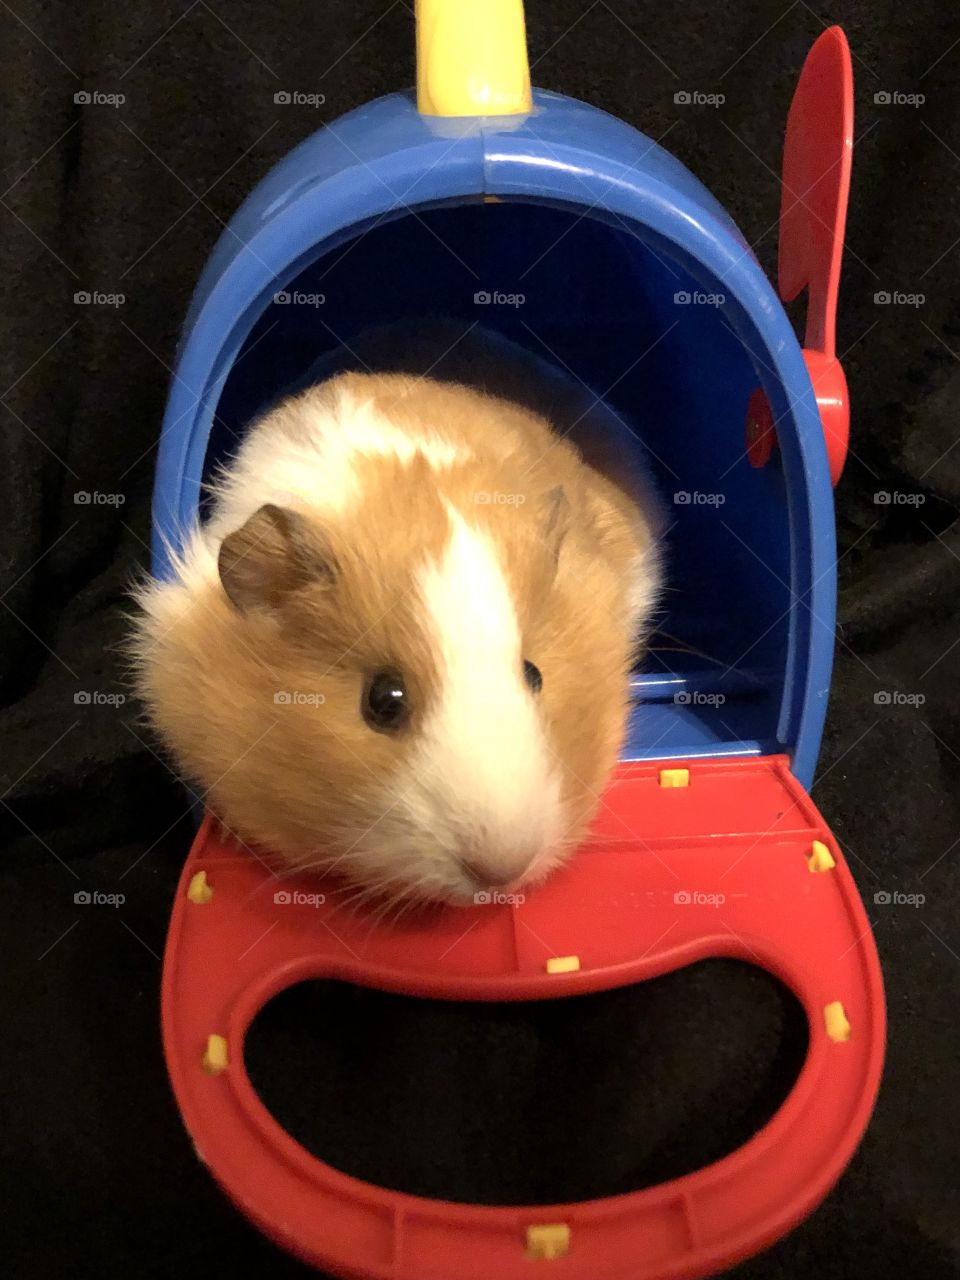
[162,756,884,1280]
[778,26,854,485]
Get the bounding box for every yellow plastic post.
[808,839,836,873]
[201,1034,229,1074]
[659,767,690,788]
[416,0,532,117]
[823,1001,851,1043]
[525,1224,571,1260]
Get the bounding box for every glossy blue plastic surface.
[151,89,835,789]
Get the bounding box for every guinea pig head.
[141,452,640,906]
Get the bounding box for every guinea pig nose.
[462,858,528,888]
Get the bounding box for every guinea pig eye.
[362,670,410,733]
[523,660,543,693]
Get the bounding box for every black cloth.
[2,1,959,1276]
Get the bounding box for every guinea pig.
[131,328,664,907]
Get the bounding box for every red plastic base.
[162,755,885,1280]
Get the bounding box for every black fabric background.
[2,1,959,1276]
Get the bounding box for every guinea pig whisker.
[389,893,426,928]
[337,875,393,910]
[367,891,408,930]
[332,866,425,925]
[646,630,729,667]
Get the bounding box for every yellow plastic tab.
[546,955,581,974]
[808,839,836,873]
[416,0,532,117]
[823,1001,851,1043]
[525,1224,570,1261]
[187,870,214,904]
[202,1034,229,1074]
[659,767,690,788]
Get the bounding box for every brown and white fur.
[132,330,663,906]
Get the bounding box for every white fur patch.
[626,543,664,639]
[405,505,564,885]
[205,382,469,543]
[328,387,468,470]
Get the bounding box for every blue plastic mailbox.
[150,53,844,788]
[154,9,882,1280]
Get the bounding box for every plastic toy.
[154,4,884,1277]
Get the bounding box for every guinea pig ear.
[218,504,337,613]
[540,484,569,563]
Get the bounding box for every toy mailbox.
[154,4,883,1278]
